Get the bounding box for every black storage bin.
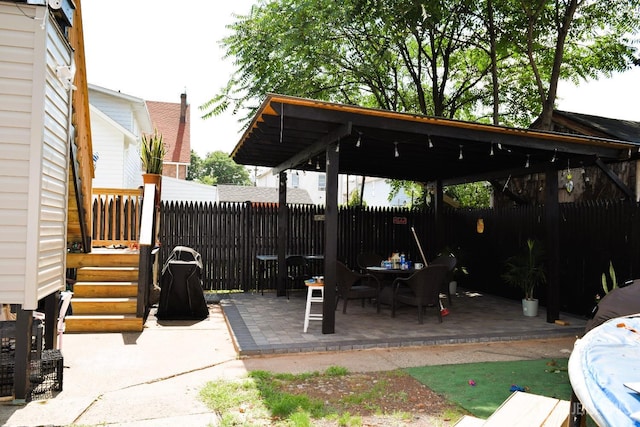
[156,246,208,320]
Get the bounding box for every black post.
[323,142,339,334]
[42,292,58,350]
[545,168,560,322]
[14,308,33,401]
[277,172,288,296]
[434,179,444,251]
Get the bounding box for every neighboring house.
[161,176,217,203]
[146,94,190,180]
[88,84,152,189]
[217,184,314,204]
[492,110,640,206]
[255,168,409,206]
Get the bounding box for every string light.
[335,141,340,153]
[356,132,362,148]
[490,143,494,156]
[428,135,434,148]
[551,149,557,163]
[497,143,503,150]
[308,158,312,166]
[525,154,530,168]
[315,158,320,170]
[394,141,400,158]
[458,145,463,160]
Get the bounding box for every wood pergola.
[231,93,638,334]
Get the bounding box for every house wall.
[91,112,126,188]
[0,2,72,308]
[89,87,152,189]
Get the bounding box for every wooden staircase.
[66,250,145,332]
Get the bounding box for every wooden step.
[67,251,139,268]
[65,314,144,333]
[76,267,139,282]
[73,282,138,298]
[71,297,137,315]
[483,392,569,427]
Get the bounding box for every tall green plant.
[141,129,166,174]
[502,239,546,300]
[601,261,618,295]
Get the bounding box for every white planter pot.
[449,281,457,296]
[522,298,539,317]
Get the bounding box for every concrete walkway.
[0,298,581,426]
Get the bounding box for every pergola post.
[434,179,444,251]
[323,142,339,334]
[545,168,560,322]
[277,172,288,297]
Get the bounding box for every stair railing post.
[137,184,157,318]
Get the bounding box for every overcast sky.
[81,1,640,157]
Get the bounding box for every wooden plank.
[484,392,567,427]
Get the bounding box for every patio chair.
[356,252,385,273]
[429,254,457,306]
[336,261,380,314]
[391,264,449,324]
[286,255,311,299]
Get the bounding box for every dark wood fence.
[158,199,640,316]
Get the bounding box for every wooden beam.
[595,158,635,200]
[272,122,352,175]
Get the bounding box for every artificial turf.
[405,358,572,419]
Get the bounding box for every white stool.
[303,283,324,333]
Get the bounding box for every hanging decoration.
[476,218,485,234]
[458,145,463,160]
[394,141,399,158]
[428,135,434,148]
[355,132,362,148]
[565,161,574,193]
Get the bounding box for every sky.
[81,1,640,158]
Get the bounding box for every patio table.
[365,266,415,306]
[568,314,640,426]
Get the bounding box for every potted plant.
[501,238,546,317]
[141,129,166,199]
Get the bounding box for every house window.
[318,173,326,191]
[291,172,299,188]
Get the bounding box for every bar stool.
[303,282,324,333]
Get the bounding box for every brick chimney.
[180,93,187,123]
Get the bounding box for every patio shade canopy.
[231,94,638,185]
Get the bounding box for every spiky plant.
[141,129,166,174]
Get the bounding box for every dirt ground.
[277,370,463,426]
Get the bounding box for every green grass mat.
[405,358,571,419]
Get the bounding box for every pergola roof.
[232,94,638,185]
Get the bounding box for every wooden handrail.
[91,188,143,247]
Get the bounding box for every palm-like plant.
[502,239,546,300]
[141,129,166,174]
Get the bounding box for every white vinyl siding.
[91,113,127,188]
[0,2,71,308]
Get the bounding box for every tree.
[203,0,640,201]
[189,150,252,186]
[186,150,202,181]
